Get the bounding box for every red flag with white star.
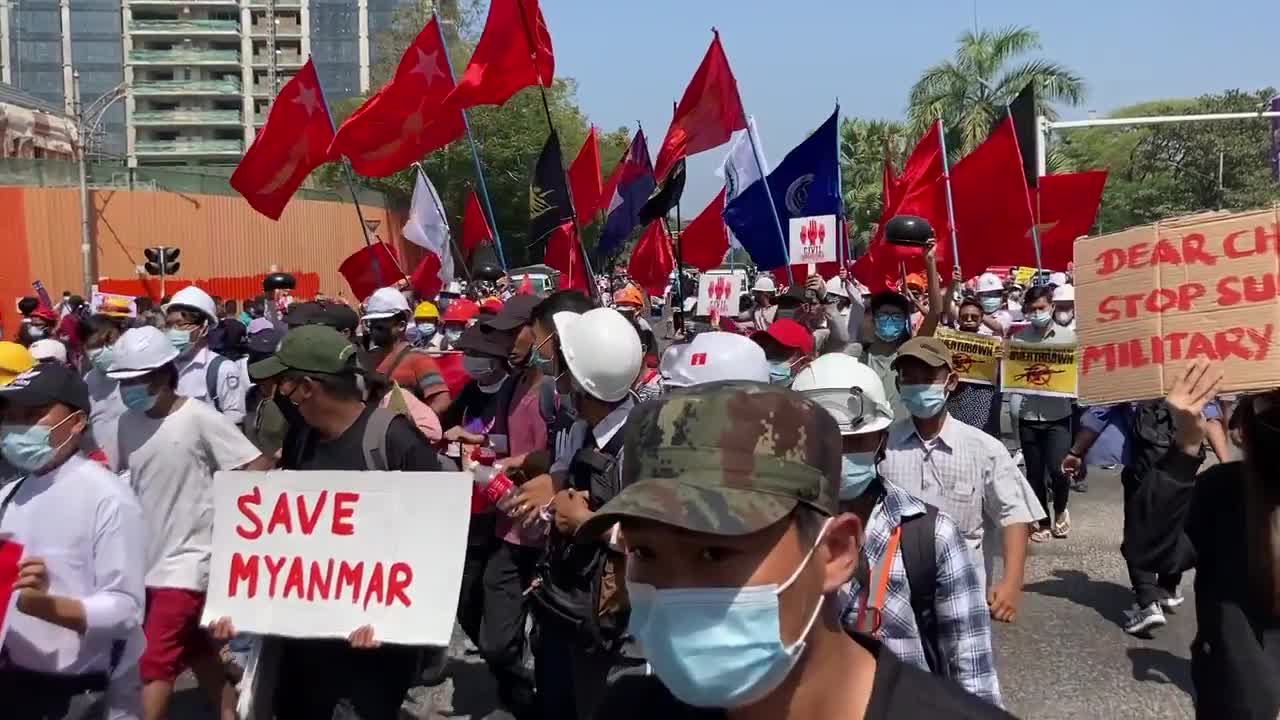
[443,0,554,113]
[231,60,335,220]
[329,17,465,176]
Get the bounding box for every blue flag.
[597,129,657,259]
[722,108,841,270]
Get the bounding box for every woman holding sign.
[945,298,1005,438]
[1126,360,1280,718]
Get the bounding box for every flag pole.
[311,55,403,287]
[512,1,602,301]
[671,101,687,326]
[716,30,792,285]
[433,15,507,272]
[412,162,472,282]
[935,120,962,278]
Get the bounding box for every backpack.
[899,504,943,675]
[373,346,443,442]
[205,354,229,412]
[286,407,398,471]
[527,431,629,653]
[1129,399,1204,479]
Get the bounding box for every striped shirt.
[839,480,1002,707]
[880,414,1044,580]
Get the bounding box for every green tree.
[907,26,1086,155]
[1059,88,1280,231]
[838,117,908,255]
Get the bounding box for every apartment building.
[0,0,405,166]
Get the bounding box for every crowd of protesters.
[0,231,1275,720]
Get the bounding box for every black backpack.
[527,431,629,653]
[1129,399,1205,479]
[899,504,943,675]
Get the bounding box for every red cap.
[752,318,813,356]
[479,297,503,314]
[30,307,57,324]
[442,299,479,324]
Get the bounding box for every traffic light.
[144,246,181,276]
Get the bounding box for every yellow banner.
[1000,340,1079,398]
[1012,266,1036,286]
[935,328,1000,386]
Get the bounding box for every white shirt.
[0,454,146,676]
[116,398,260,590]
[175,346,247,425]
[880,414,1044,574]
[85,367,128,471]
[549,398,635,475]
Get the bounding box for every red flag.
[629,220,675,296]
[328,18,464,177]
[460,190,492,256]
[653,32,747,181]
[680,188,729,272]
[430,351,471,399]
[517,274,534,294]
[948,117,1036,278]
[443,0,554,113]
[544,222,589,291]
[409,251,445,299]
[231,60,335,220]
[338,242,400,301]
[568,127,602,222]
[1036,170,1108,271]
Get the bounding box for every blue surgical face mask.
[417,321,437,339]
[0,412,80,472]
[166,327,193,353]
[627,520,830,709]
[979,296,1003,314]
[87,347,114,374]
[899,383,949,419]
[840,451,878,501]
[874,314,907,342]
[768,361,793,385]
[1029,309,1053,328]
[444,326,464,343]
[121,383,159,412]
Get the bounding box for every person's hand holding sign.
[1166,358,1225,458]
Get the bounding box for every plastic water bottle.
[471,448,514,513]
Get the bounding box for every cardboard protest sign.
[0,538,23,649]
[1000,340,1078,397]
[789,215,838,265]
[90,292,137,317]
[1075,208,1280,404]
[202,470,471,647]
[935,328,1001,386]
[696,271,746,317]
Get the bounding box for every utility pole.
[74,70,94,296]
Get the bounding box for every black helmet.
[884,215,935,246]
[472,262,504,282]
[263,272,296,292]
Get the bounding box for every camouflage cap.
[578,381,841,539]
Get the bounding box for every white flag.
[718,116,768,248]
[402,168,454,287]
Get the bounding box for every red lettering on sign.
[362,561,385,610]
[387,563,413,608]
[1097,282,1206,322]
[267,494,293,535]
[228,552,258,598]
[263,555,287,596]
[236,487,263,540]
[307,558,334,601]
[1095,236,1222,276]
[297,491,327,535]
[1082,325,1274,377]
[1180,233,1217,267]
[337,561,364,603]
[282,556,305,599]
[1224,230,1257,258]
[1186,332,1219,360]
[332,492,358,535]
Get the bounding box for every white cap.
[107,326,179,379]
[791,353,894,435]
[824,276,850,299]
[362,286,411,320]
[165,286,217,324]
[751,276,776,293]
[1052,284,1075,302]
[554,308,642,402]
[1049,272,1068,287]
[976,273,1004,293]
[660,332,770,388]
[29,339,66,364]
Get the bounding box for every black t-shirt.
[593,633,1015,720]
[288,405,443,472]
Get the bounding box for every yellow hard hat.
[0,341,35,386]
[414,301,439,320]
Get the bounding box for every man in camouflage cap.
[585,381,1013,720]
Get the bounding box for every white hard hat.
[107,326,179,379]
[362,286,411,320]
[1049,272,1068,287]
[554,307,642,402]
[28,339,67,364]
[1052,284,1075,302]
[660,332,769,388]
[443,280,465,295]
[751,276,776,293]
[824,276,850,299]
[791,353,894,435]
[165,286,217,324]
[976,273,1004,293]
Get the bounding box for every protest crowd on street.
[3,1,1280,719]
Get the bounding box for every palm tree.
[838,118,907,252]
[907,26,1086,155]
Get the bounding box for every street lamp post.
[73,71,93,297]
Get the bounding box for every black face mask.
[273,384,307,429]
[369,326,396,348]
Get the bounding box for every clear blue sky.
[540,0,1279,208]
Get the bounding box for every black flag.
[638,157,687,225]
[1006,82,1039,188]
[528,130,575,249]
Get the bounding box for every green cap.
[249,325,359,381]
[578,381,841,539]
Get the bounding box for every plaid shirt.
[839,479,1002,708]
